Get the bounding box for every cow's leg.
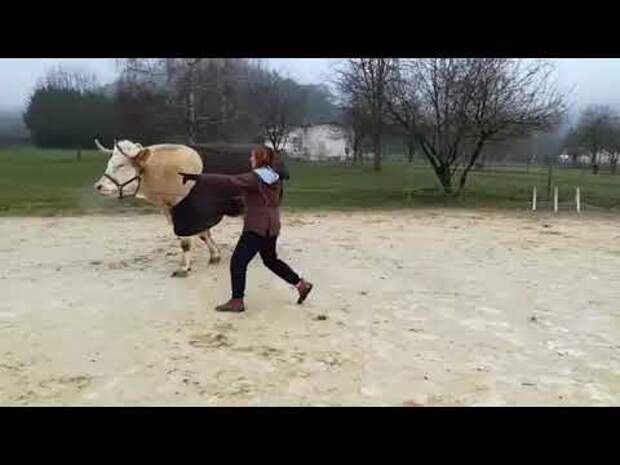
[198,229,221,264]
[171,237,192,278]
[162,209,173,227]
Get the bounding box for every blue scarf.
[253,166,280,185]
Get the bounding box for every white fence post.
[576,187,581,213]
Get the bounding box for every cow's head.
[93,139,151,199]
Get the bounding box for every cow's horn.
[115,140,132,158]
[94,138,113,154]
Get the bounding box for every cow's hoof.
[209,256,221,265]
[171,269,189,278]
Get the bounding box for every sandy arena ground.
[0,210,619,406]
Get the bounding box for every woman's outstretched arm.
[179,172,258,190]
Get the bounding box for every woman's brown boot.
[215,298,245,312]
[296,280,314,304]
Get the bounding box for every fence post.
[554,186,559,213]
[576,187,581,213]
[546,162,553,199]
[532,186,537,211]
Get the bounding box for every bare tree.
[116,59,166,87]
[388,59,565,194]
[571,105,617,174]
[115,59,339,148]
[403,130,417,163]
[609,148,620,174]
[247,67,306,152]
[171,59,202,144]
[340,94,371,163]
[607,119,620,174]
[171,59,253,143]
[335,59,399,171]
[40,66,99,93]
[117,58,251,144]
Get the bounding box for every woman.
[179,145,313,313]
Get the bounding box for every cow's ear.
[134,148,151,166]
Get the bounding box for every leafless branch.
[388,59,565,193]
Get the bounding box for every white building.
[274,123,352,161]
[559,150,614,165]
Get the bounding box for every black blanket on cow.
[170,144,289,237]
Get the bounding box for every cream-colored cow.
[93,139,226,277]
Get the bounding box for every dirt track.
[1,210,619,405]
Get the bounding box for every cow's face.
[94,139,148,198]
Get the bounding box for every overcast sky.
[1,58,619,114]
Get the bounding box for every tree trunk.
[406,135,415,163]
[428,160,453,194]
[611,159,617,174]
[372,130,381,171]
[353,136,360,163]
[371,109,382,171]
[416,138,452,194]
[437,165,453,194]
[187,87,196,144]
[268,132,281,153]
[186,61,198,145]
[547,163,553,199]
[591,152,599,175]
[456,139,487,194]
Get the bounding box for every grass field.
[1,145,619,215]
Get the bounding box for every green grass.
[0,146,156,216]
[1,146,619,216]
[284,161,620,211]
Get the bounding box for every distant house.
[268,123,352,161]
[559,150,613,165]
